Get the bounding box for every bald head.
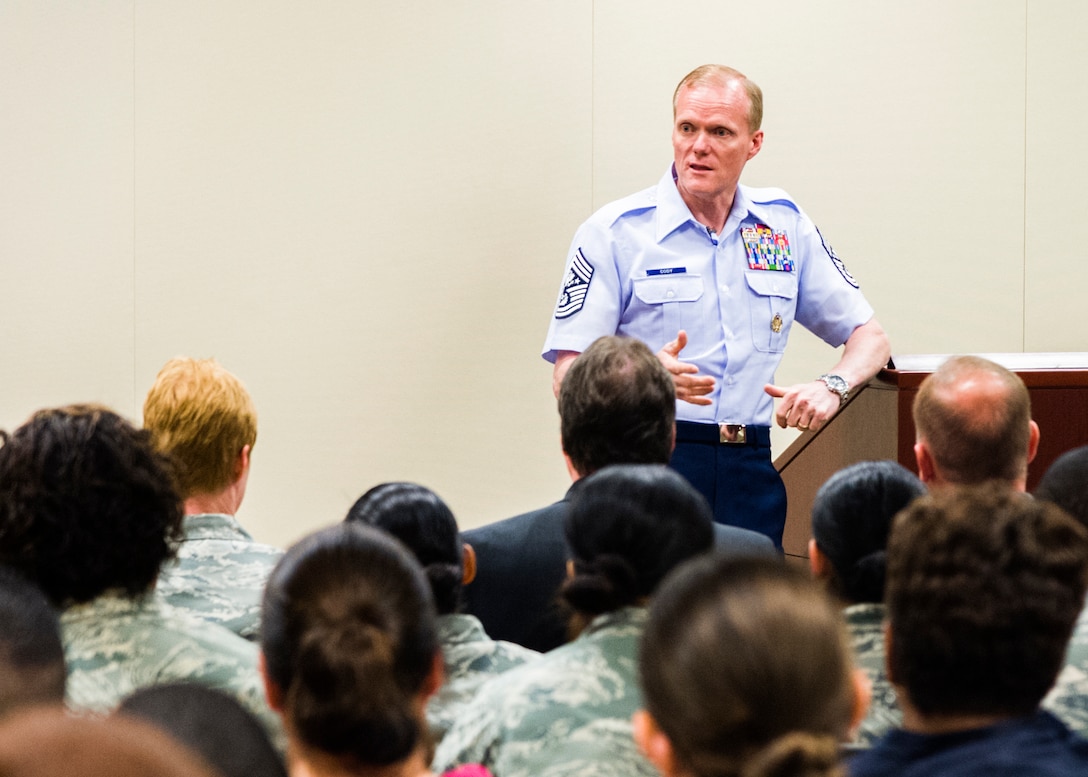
[912,356,1039,489]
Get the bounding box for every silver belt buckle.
[719,423,747,444]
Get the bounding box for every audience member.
[435,464,715,777]
[0,566,66,718]
[0,706,222,777]
[1035,445,1088,738]
[464,335,773,652]
[912,355,1038,489]
[119,683,287,777]
[850,484,1088,776]
[0,405,277,739]
[636,556,866,777]
[345,481,538,744]
[809,460,925,745]
[260,522,492,777]
[144,356,282,640]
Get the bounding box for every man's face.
[672,80,763,209]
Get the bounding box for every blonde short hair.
[143,357,257,498]
[673,64,764,132]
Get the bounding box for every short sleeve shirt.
[542,166,875,426]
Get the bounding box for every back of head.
[810,461,925,603]
[345,482,463,614]
[118,683,286,777]
[261,523,438,767]
[143,357,257,499]
[641,556,853,777]
[886,483,1088,718]
[0,567,65,717]
[911,355,1032,485]
[561,464,714,618]
[0,404,184,606]
[1035,445,1088,530]
[0,707,221,777]
[560,336,675,476]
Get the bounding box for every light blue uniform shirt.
[543,166,874,426]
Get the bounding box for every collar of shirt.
[655,166,785,243]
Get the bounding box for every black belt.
[674,421,772,447]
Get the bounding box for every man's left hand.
[764,381,841,432]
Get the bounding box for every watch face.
[821,374,848,397]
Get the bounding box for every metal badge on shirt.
[554,248,595,319]
[742,224,795,272]
[815,224,859,288]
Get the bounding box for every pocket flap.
[633,275,704,304]
[744,271,797,299]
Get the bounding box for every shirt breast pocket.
[744,271,797,353]
[633,275,704,343]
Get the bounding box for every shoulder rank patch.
[554,248,595,319]
[742,223,794,272]
[816,225,859,288]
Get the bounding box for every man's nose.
[692,130,711,153]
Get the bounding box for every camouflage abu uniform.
[428,613,540,745]
[434,606,654,777]
[62,590,283,749]
[846,602,900,746]
[1044,599,1088,736]
[155,513,283,640]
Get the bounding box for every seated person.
[435,464,715,777]
[0,566,66,718]
[0,706,220,777]
[260,522,493,777]
[1034,445,1088,737]
[143,356,282,640]
[118,683,287,777]
[0,405,278,743]
[346,482,538,744]
[464,335,773,653]
[849,483,1088,776]
[809,460,925,745]
[635,556,867,777]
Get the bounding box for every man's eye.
[715,128,728,137]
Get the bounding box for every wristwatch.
[818,374,850,405]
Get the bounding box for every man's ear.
[882,620,897,685]
[914,440,935,483]
[421,649,446,701]
[462,543,477,586]
[258,652,284,713]
[1027,420,1041,465]
[633,710,679,777]
[808,539,832,580]
[233,444,251,482]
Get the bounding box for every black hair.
[0,405,183,606]
[1035,444,1088,531]
[0,566,66,715]
[561,464,714,619]
[118,684,286,777]
[810,461,925,603]
[345,482,463,615]
[261,523,438,766]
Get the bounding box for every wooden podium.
[774,353,1088,560]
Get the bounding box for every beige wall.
[1,1,1083,548]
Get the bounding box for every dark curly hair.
[0,404,184,607]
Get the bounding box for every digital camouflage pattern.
[1044,600,1088,737]
[434,607,654,777]
[428,613,539,744]
[62,590,283,749]
[846,602,900,746]
[154,513,283,640]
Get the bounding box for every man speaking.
[543,64,889,547]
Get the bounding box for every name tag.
[646,267,686,276]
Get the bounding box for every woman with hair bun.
[808,460,924,746]
[435,464,715,777]
[635,556,867,777]
[345,482,537,744]
[259,523,490,777]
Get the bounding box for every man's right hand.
[658,330,715,406]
